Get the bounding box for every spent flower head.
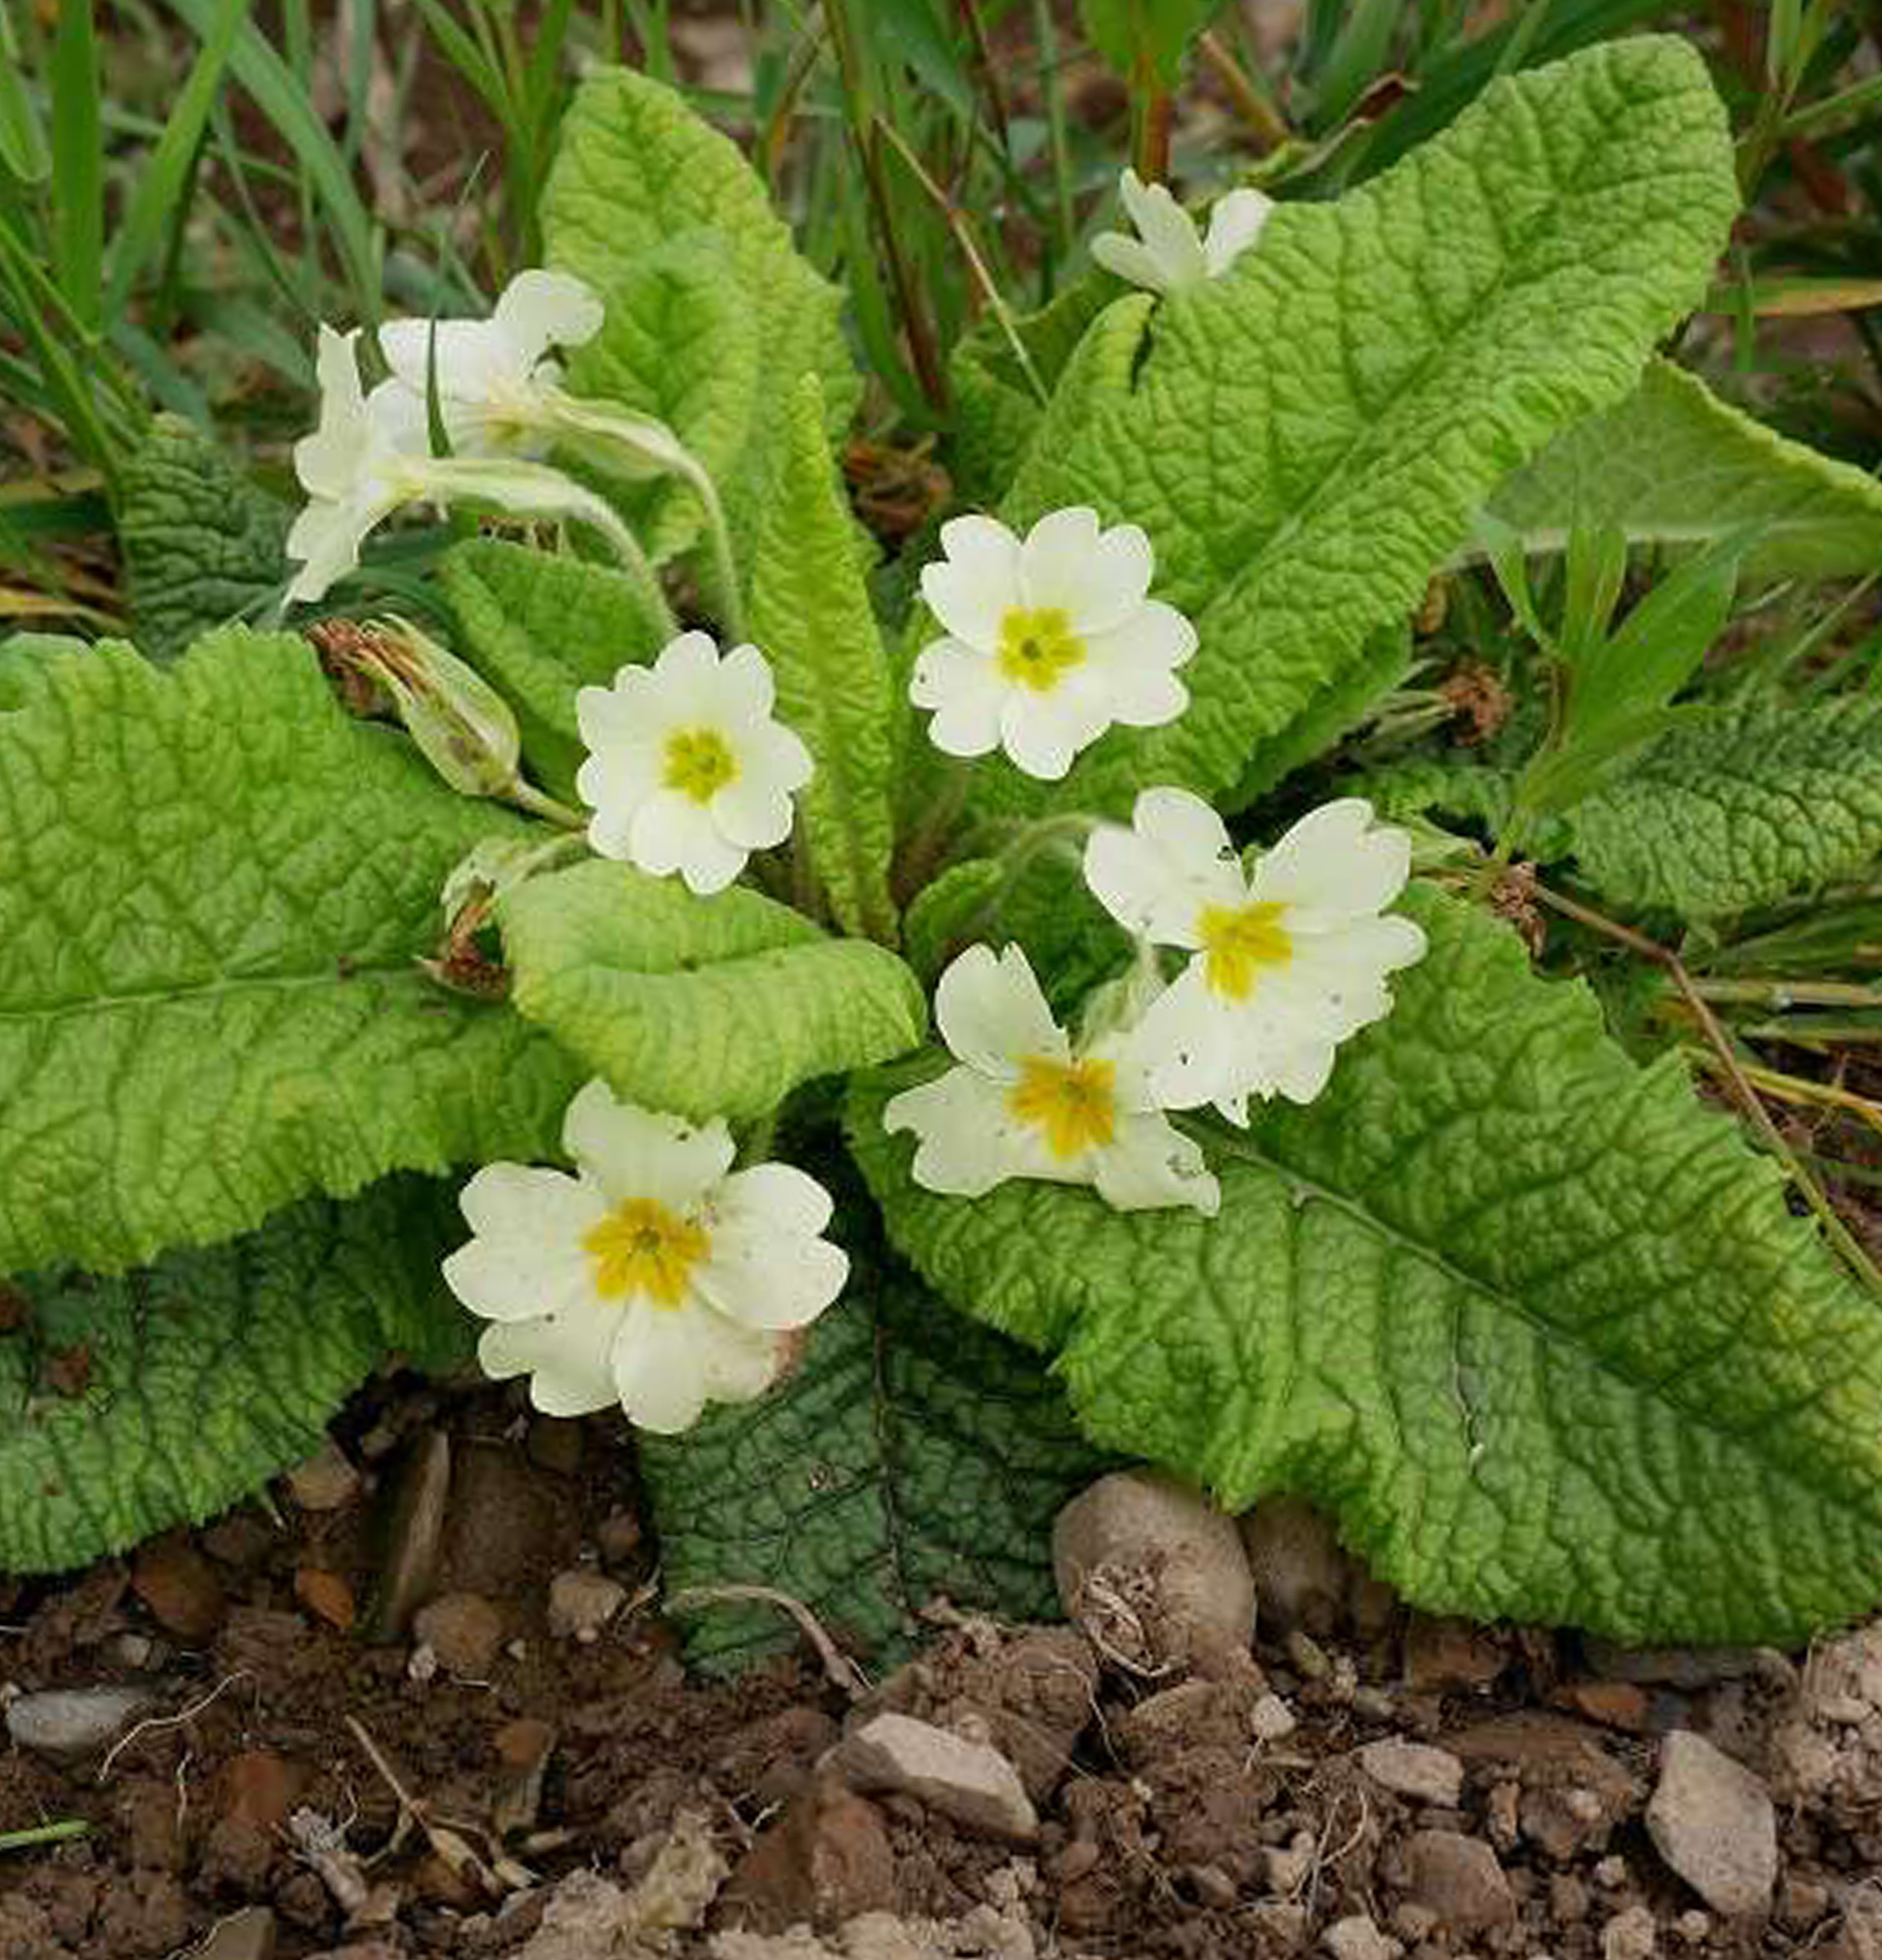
[1083,790,1426,1120]
[1090,169,1273,295]
[575,630,814,897]
[883,943,1219,1215]
[443,1079,848,1432]
[912,507,1197,781]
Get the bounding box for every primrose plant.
[11,34,1882,1665]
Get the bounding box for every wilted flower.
[911,507,1197,781]
[1083,789,1426,1120]
[443,1079,849,1432]
[1090,168,1273,295]
[575,630,814,897]
[882,944,1219,1215]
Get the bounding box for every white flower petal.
[1203,187,1274,275]
[494,268,606,366]
[1020,509,1153,634]
[612,1298,780,1433]
[293,325,371,502]
[650,628,725,709]
[1084,788,1242,947]
[631,787,749,894]
[561,1079,734,1211]
[378,317,513,403]
[442,1175,599,1322]
[1080,599,1197,678]
[714,640,778,724]
[884,1065,1063,1197]
[1117,170,1210,287]
[933,943,1065,1076]
[920,514,1021,649]
[1250,798,1412,921]
[696,1166,847,1331]
[999,682,1109,780]
[1089,230,1176,294]
[1093,1112,1220,1215]
[913,640,1006,758]
[479,1309,621,1417]
[711,775,794,852]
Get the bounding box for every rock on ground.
[838,1713,1038,1842]
[1054,1470,1255,1670]
[1404,1830,1515,1935]
[1645,1730,1777,1917]
[1358,1738,1464,1807]
[5,1686,149,1761]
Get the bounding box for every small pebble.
[284,1436,363,1511]
[548,1568,626,1643]
[1358,1737,1464,1807]
[1250,1692,1299,1742]
[1603,1904,1657,1960]
[6,1686,149,1761]
[1323,1912,1400,1960]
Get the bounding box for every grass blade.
[50,0,103,328]
[0,5,51,183]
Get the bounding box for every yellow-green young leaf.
[438,538,669,801]
[542,67,860,574]
[642,1278,1115,1673]
[499,860,925,1122]
[1486,360,1882,586]
[0,1180,468,1575]
[850,887,1882,1644]
[561,233,762,567]
[749,375,899,942]
[0,629,581,1275]
[1000,38,1737,817]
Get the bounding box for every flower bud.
[344,616,521,800]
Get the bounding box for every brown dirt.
[5,1379,1882,1959]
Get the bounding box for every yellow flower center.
[583,1198,710,1309]
[1197,901,1293,1003]
[997,607,1086,692]
[663,726,739,804]
[1008,1054,1117,1161]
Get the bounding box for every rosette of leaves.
[11,38,1882,1657]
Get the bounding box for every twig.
[665,1584,871,1699]
[1196,30,1290,152]
[98,1672,251,1785]
[1525,876,1882,1295]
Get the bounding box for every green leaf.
[118,415,291,662]
[748,374,899,943]
[560,232,761,567]
[643,1275,1115,1673]
[437,537,669,801]
[851,886,1882,1643]
[49,0,102,327]
[0,4,50,182]
[1570,698,1882,917]
[1230,624,1412,808]
[1003,38,1738,817]
[0,1179,467,1574]
[542,67,860,575]
[0,628,581,1274]
[499,860,926,1123]
[1486,360,1882,587]
[1078,0,1218,88]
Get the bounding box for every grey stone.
[5,1686,148,1761]
[1242,1496,1355,1638]
[1251,1692,1299,1742]
[1358,1737,1464,1807]
[838,1713,1037,1841]
[1603,1906,1657,1960]
[1054,1470,1255,1668]
[1323,1913,1400,1960]
[1406,1831,1515,1934]
[1645,1730,1776,1917]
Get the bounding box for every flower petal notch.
[443,1079,849,1433]
[576,630,815,896]
[1084,790,1427,1121]
[882,944,1218,1215]
[912,507,1198,781]
[1090,169,1273,296]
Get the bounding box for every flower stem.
[509,779,588,830]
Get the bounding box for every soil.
[5,1378,1882,1960]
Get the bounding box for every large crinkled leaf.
[1570,699,1882,916]
[499,860,925,1122]
[1486,359,1882,585]
[0,1181,466,1574]
[0,628,581,1274]
[562,231,762,568]
[438,538,668,801]
[1001,38,1736,817]
[119,415,289,662]
[542,67,860,572]
[749,375,899,943]
[642,1273,1114,1673]
[1359,698,1882,918]
[850,886,1882,1643]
